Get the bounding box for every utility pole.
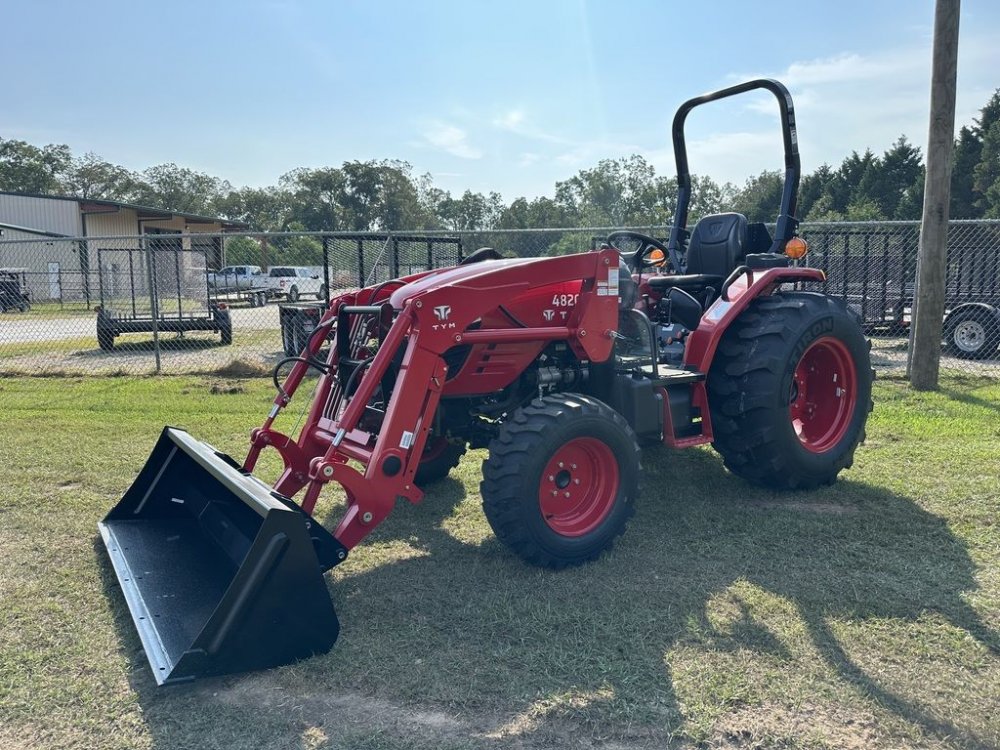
[909,0,961,390]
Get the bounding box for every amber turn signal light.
[784,237,809,259]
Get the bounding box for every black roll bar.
[667,79,801,256]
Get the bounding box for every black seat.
[647,213,748,297]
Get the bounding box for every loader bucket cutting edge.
[98,427,345,685]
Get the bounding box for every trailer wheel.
[943,305,1000,359]
[707,292,874,490]
[97,325,114,351]
[413,437,467,486]
[318,284,327,301]
[481,393,639,569]
[288,286,300,302]
[217,310,233,345]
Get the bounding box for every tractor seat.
[646,212,748,300]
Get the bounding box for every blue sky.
[2,1,998,201]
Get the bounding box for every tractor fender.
[683,267,826,373]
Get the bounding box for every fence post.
[909,0,960,389]
[322,236,331,302]
[356,238,365,287]
[144,235,162,374]
[391,235,400,278]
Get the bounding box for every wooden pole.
[909,0,961,390]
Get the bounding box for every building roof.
[0,191,249,230]
[0,221,71,238]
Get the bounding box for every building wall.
[0,194,81,236]
[85,208,139,239]
[0,235,85,302]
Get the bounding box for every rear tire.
[707,292,873,490]
[481,393,639,569]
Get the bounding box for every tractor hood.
[389,256,562,309]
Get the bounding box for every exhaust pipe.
[99,428,345,685]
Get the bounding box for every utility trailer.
[801,224,1000,359]
[279,300,327,357]
[95,246,233,351]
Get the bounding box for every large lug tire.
[413,437,467,486]
[481,393,640,569]
[943,306,1000,360]
[707,292,874,490]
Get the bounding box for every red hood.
[388,257,546,308]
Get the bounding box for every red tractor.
[100,79,873,684]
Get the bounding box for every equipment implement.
[100,80,873,684]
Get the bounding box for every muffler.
[98,427,345,685]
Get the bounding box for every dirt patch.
[212,673,670,749]
[711,701,882,749]
[209,380,247,395]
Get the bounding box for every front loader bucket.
[98,427,345,685]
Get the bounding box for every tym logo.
[543,309,555,322]
[433,305,451,321]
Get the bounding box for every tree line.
[2,90,998,237]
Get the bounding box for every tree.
[858,136,923,218]
[133,163,231,214]
[63,152,137,200]
[0,138,72,194]
[972,90,1000,216]
[950,126,982,218]
[281,166,347,231]
[213,186,292,231]
[730,170,784,222]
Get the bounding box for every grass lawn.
[0,375,998,749]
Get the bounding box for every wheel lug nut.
[551,490,558,496]
[564,492,571,498]
[548,475,554,482]
[571,464,577,469]
[558,462,564,468]
[574,478,580,485]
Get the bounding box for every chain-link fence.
[1,222,998,378]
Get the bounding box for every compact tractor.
[99,80,873,684]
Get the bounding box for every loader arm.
[247,248,621,553]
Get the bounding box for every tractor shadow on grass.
[98,454,998,749]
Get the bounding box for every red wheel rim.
[538,437,619,537]
[789,336,857,453]
[421,436,448,462]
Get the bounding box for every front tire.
[707,292,873,490]
[481,394,639,569]
[413,437,466,486]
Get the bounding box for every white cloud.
[494,109,526,130]
[517,152,542,167]
[421,122,482,160]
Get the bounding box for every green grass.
[0,375,998,749]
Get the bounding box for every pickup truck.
[263,266,326,302]
[207,265,263,291]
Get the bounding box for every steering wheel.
[606,231,683,273]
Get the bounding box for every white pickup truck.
[263,266,326,301]
[207,265,263,291]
